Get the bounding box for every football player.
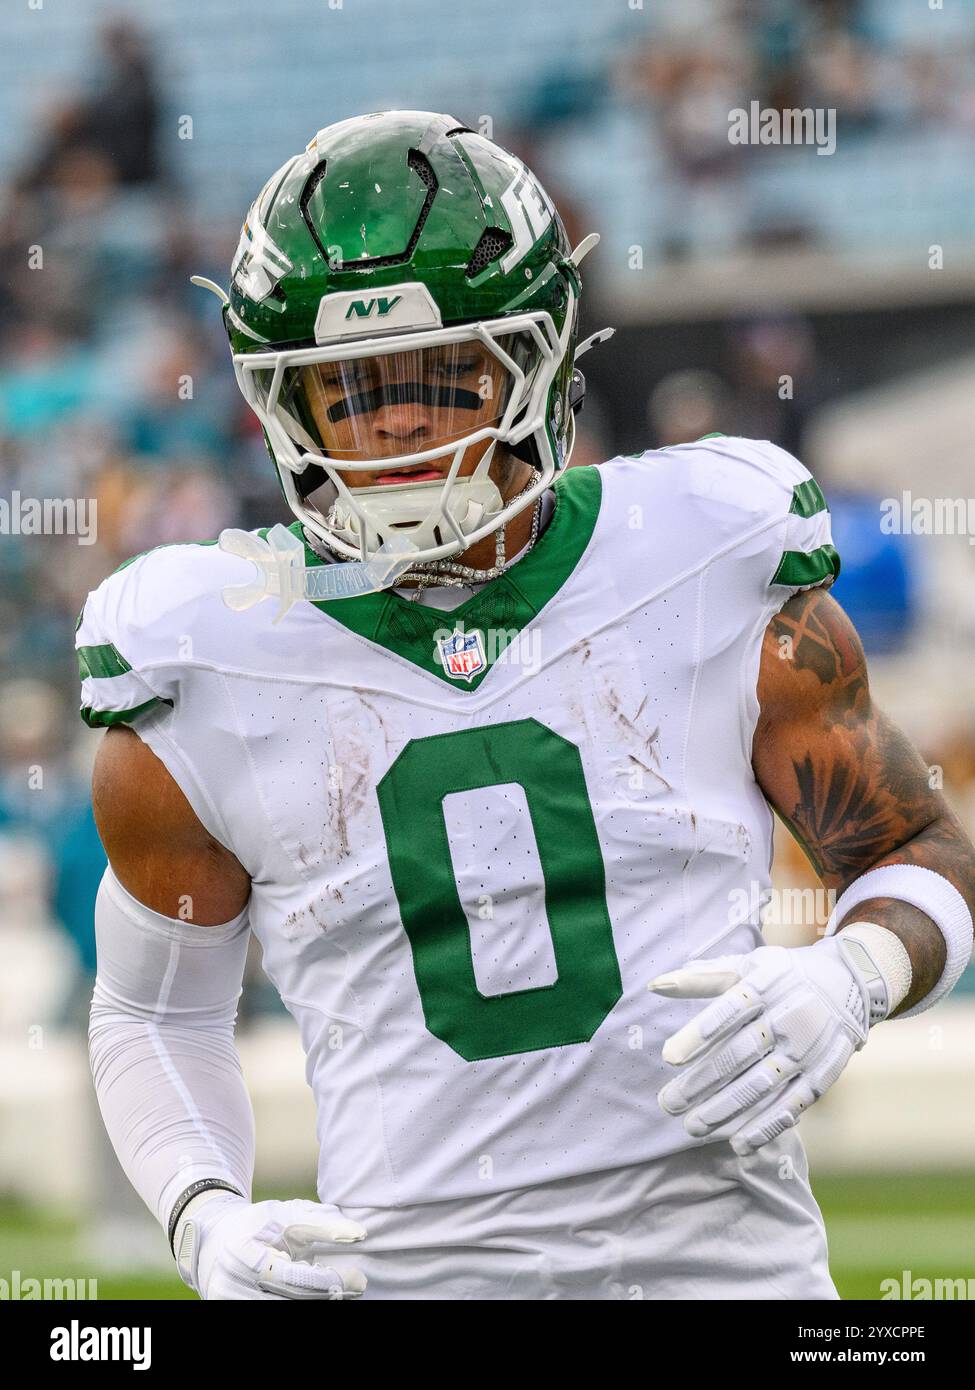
[80,111,975,1300]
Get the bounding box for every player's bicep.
[92,726,250,924]
[752,589,942,889]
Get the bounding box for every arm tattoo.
[754,588,975,1014]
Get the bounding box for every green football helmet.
[207,110,602,566]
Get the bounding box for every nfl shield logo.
[437,628,487,682]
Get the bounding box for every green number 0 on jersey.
[377,718,622,1062]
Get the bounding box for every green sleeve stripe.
[772,543,841,588]
[789,479,828,518]
[80,697,170,728]
[77,643,133,681]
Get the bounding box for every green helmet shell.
[227,112,580,431]
[227,111,578,338]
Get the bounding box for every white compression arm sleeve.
[88,867,255,1230]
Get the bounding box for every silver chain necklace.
[400,475,543,600]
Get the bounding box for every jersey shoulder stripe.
[75,534,261,728]
[603,435,839,593]
[771,461,839,589]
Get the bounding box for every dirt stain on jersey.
[357,694,392,761]
[326,700,385,861]
[603,686,671,792]
[282,906,308,940]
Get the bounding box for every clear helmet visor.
[251,329,542,470]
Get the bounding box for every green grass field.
[2,1172,973,1300]
[812,1172,975,1300]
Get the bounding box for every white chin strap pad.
[330,470,505,555]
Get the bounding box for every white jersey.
[77,436,838,1209]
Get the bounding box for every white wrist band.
[825,863,974,1018]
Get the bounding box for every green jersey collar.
[295,464,602,691]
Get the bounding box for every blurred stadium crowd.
[1,0,975,1210]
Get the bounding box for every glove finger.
[649,954,748,1000]
[692,1013,859,1151]
[729,1077,817,1156]
[681,1049,800,1137]
[281,1218,368,1261]
[658,1017,775,1115]
[809,1033,858,1098]
[661,979,764,1066]
[257,1251,367,1300]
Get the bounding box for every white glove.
[649,929,908,1157]
[174,1192,368,1300]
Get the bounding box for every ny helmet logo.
[344,296,403,320]
[315,282,442,343]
